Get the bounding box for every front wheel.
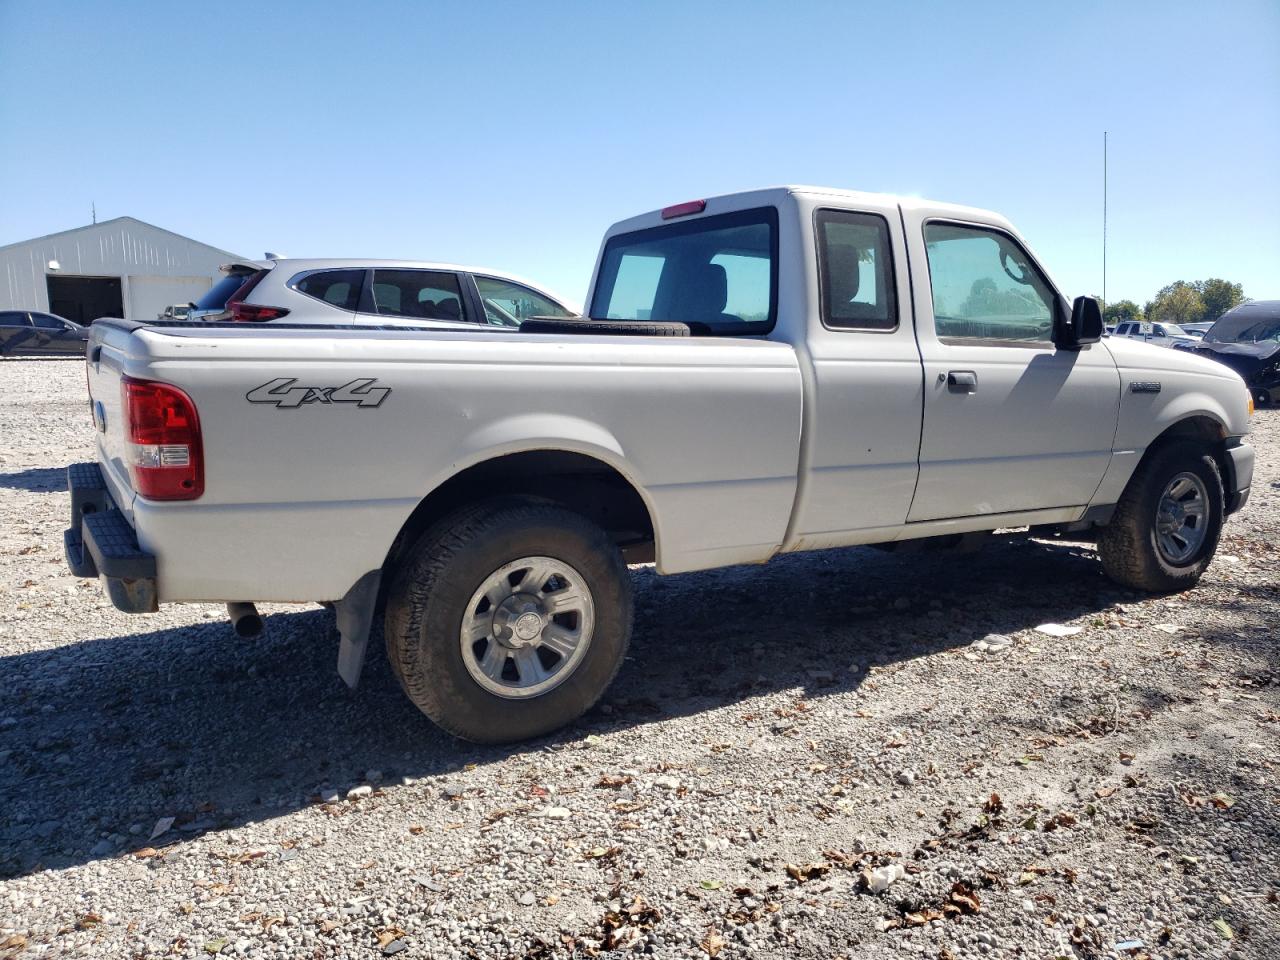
[384,499,633,743]
[1098,442,1224,592]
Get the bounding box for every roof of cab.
[605,185,1012,236]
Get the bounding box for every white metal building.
[0,217,248,325]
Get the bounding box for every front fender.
[1091,376,1249,509]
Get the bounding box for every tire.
[519,317,691,337]
[1098,441,1224,592]
[384,498,632,743]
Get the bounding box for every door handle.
[946,370,977,391]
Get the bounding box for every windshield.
[590,208,777,335]
[1205,308,1280,344]
[1160,323,1188,336]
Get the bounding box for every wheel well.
[1141,414,1230,483]
[383,451,656,578]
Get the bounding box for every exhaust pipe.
[227,602,263,638]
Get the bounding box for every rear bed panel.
[87,321,804,601]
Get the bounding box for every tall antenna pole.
[92,201,97,225]
[1102,131,1107,306]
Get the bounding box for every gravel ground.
[1,357,1277,960]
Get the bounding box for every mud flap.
[334,569,383,688]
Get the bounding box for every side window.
[473,276,572,327]
[292,269,364,311]
[816,209,897,330]
[923,223,1058,343]
[31,313,64,329]
[370,270,467,322]
[0,311,31,326]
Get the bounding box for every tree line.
[1101,279,1246,326]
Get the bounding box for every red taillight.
[661,199,706,220]
[225,270,289,322]
[121,376,204,500]
[230,301,290,322]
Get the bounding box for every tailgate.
[86,322,140,523]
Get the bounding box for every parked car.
[187,259,577,328]
[1111,320,1197,348]
[1181,321,1214,338]
[66,186,1254,744]
[157,304,192,321]
[0,310,89,357]
[1177,300,1280,405]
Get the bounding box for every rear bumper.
[1224,439,1254,515]
[64,462,158,613]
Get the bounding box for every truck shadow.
[0,466,69,492]
[0,536,1262,879]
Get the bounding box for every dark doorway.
[46,275,123,325]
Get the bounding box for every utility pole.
[1102,131,1107,307]
[92,201,97,225]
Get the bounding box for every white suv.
[187,259,578,328]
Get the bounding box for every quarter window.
[293,269,364,311]
[590,208,777,335]
[816,210,896,330]
[923,223,1057,343]
[474,276,572,327]
[370,270,467,322]
[31,313,65,329]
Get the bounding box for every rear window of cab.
[590,208,778,335]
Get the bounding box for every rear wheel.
[1098,442,1224,592]
[384,499,632,743]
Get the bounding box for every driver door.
[902,213,1120,522]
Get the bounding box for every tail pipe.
[227,602,263,638]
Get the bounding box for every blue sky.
[1,0,1277,308]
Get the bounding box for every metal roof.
[0,216,245,260]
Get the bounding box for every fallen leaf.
[376,927,407,949]
[203,940,227,955]
[1213,918,1234,940]
[983,793,1004,814]
[76,913,103,930]
[699,928,726,958]
[945,882,981,916]
[784,862,829,883]
[1209,792,1235,810]
[699,879,723,890]
[595,775,632,789]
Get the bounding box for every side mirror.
[1056,296,1104,349]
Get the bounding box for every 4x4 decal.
[246,378,390,409]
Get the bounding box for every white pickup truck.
[65,186,1255,743]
